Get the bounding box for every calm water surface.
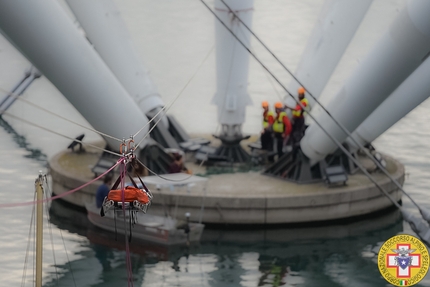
[1,0,430,286]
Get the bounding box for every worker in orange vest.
[285,86,309,148]
[273,102,292,159]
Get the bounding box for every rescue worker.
[260,101,274,154]
[272,102,292,159]
[168,153,191,174]
[96,174,113,208]
[285,86,309,148]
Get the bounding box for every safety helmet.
[274,102,283,109]
[298,86,305,95]
[261,101,269,108]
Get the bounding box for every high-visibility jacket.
[263,110,275,128]
[292,98,309,118]
[273,112,292,135]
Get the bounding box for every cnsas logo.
[378,234,429,286]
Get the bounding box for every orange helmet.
[274,102,283,109]
[298,86,305,95]
[261,101,269,108]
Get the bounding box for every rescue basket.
[107,186,150,204]
[101,167,153,217]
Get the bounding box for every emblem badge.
[378,234,429,286]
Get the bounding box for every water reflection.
[198,210,403,286]
[0,116,47,164]
[48,199,404,287]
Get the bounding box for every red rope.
[118,160,134,286]
[0,157,124,208]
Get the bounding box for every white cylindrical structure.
[285,0,372,108]
[0,0,149,150]
[64,0,168,127]
[301,0,430,164]
[213,0,254,137]
[346,55,430,149]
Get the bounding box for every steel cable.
[0,87,123,143]
[200,0,402,210]
[217,0,422,212]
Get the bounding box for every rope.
[132,101,166,140]
[134,45,215,149]
[0,158,123,208]
[200,0,402,210]
[214,14,239,136]
[21,192,36,287]
[236,24,283,101]
[262,66,284,101]
[135,157,194,182]
[0,87,123,143]
[214,7,253,13]
[2,111,122,157]
[130,36,233,184]
[217,0,422,212]
[42,179,61,285]
[32,203,36,286]
[44,176,77,287]
[118,161,134,287]
[1,46,214,173]
[130,24,266,183]
[217,0,295,100]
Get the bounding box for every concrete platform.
[49,140,404,224]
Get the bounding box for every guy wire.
[0,87,123,143]
[217,0,421,211]
[200,0,402,210]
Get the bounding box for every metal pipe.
[0,0,150,149]
[213,0,254,138]
[285,0,373,108]
[301,0,430,163]
[64,0,168,128]
[347,55,430,150]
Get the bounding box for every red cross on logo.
[386,244,421,278]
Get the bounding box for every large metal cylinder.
[347,55,430,149]
[213,0,254,138]
[0,0,149,150]
[64,0,168,128]
[301,0,430,163]
[285,0,372,108]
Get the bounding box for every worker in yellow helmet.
[285,86,309,149]
[273,101,292,159]
[260,101,275,159]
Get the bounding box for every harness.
[292,98,309,118]
[263,110,274,128]
[100,158,153,241]
[273,111,287,133]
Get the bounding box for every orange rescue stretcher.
[100,170,153,217]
